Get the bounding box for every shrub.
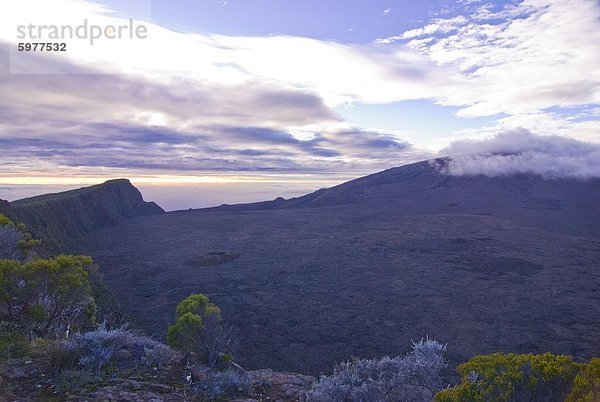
[435,352,579,402]
[52,368,101,395]
[0,214,13,227]
[167,293,237,367]
[304,338,447,402]
[0,214,40,261]
[0,321,30,358]
[54,325,176,374]
[565,358,600,402]
[191,368,251,400]
[0,255,96,339]
[0,225,24,260]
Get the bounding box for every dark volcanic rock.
[185,251,241,267]
[11,179,164,250]
[84,379,185,401]
[247,369,315,400]
[74,161,600,376]
[204,159,600,237]
[0,199,10,215]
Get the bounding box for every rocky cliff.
[7,179,164,251]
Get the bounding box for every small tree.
[167,293,236,367]
[0,255,96,339]
[0,214,40,261]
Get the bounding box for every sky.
[0,0,599,210]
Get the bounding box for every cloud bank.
[0,0,437,181]
[0,0,598,184]
[0,43,426,178]
[441,129,600,179]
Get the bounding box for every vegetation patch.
[53,325,176,374]
[304,338,447,401]
[191,368,251,400]
[0,213,41,261]
[565,358,600,402]
[167,293,237,368]
[435,352,581,402]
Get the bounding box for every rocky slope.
[204,158,600,237]
[6,179,164,250]
[0,355,315,401]
[4,161,599,379]
[79,161,600,375]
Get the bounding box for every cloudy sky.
[0,0,599,209]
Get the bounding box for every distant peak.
[104,178,131,183]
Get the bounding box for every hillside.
[204,159,600,237]
[76,160,600,375]
[6,179,164,250]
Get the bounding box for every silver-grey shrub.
[59,325,176,372]
[0,225,23,260]
[192,369,251,400]
[304,338,447,402]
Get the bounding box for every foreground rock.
[0,356,315,401]
[82,378,187,402]
[246,369,315,401]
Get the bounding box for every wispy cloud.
[376,0,600,141]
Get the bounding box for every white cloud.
[440,129,600,178]
[375,16,468,43]
[0,0,443,177]
[377,0,600,120]
[0,0,449,107]
[1,0,598,180]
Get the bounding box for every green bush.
[435,352,579,402]
[0,214,41,260]
[167,293,236,367]
[0,255,97,339]
[0,214,14,227]
[167,293,221,354]
[566,358,600,402]
[0,322,30,358]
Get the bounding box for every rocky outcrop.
[246,369,315,401]
[0,361,315,402]
[9,179,164,251]
[84,379,186,401]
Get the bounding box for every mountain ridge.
[190,158,600,237]
[6,178,164,251]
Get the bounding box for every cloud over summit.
[441,129,600,179]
